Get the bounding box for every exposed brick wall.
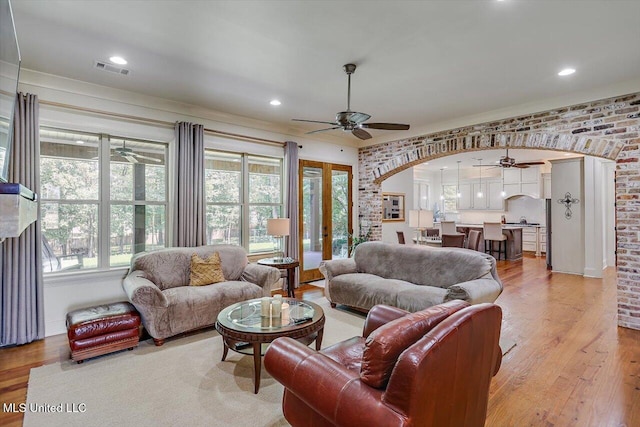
[358,92,640,330]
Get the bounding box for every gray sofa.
[320,241,502,312]
[122,245,280,345]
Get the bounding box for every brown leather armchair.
[264,300,502,427]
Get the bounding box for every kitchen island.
[453,223,523,261]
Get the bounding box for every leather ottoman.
[66,302,141,363]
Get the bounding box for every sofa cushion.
[190,252,226,286]
[161,281,263,336]
[396,286,448,312]
[321,336,366,373]
[360,300,470,389]
[354,242,492,288]
[328,274,415,311]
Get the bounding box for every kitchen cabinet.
[457,183,473,210]
[522,226,546,256]
[457,180,503,211]
[503,166,541,198]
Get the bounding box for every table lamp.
[267,218,290,262]
[409,210,433,243]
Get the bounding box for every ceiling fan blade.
[514,164,530,169]
[515,161,546,166]
[292,119,339,125]
[347,112,371,124]
[360,122,410,130]
[306,127,342,135]
[472,165,498,168]
[352,127,372,140]
[124,155,138,164]
[131,153,162,163]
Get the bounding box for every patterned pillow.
[190,252,226,286]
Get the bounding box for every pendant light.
[456,161,462,198]
[440,168,445,200]
[500,168,507,198]
[477,159,483,198]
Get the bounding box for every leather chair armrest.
[319,258,357,281]
[264,337,406,427]
[241,263,280,296]
[362,305,410,338]
[122,271,168,308]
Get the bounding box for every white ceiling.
[11,0,640,145]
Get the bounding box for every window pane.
[110,163,133,201]
[206,205,241,245]
[205,151,241,203]
[249,205,282,254]
[110,205,134,267]
[41,202,99,272]
[40,129,100,200]
[331,170,349,259]
[144,205,166,252]
[110,138,166,202]
[249,156,281,203]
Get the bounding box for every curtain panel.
[173,122,206,247]
[0,93,44,346]
[284,141,299,289]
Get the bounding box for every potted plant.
[349,225,372,257]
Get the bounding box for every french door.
[299,160,352,283]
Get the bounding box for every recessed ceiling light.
[109,56,127,65]
[558,68,576,76]
[269,99,281,106]
[75,140,85,144]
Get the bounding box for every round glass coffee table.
[215,298,325,393]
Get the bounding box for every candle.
[261,297,271,317]
[272,299,282,317]
[281,302,290,323]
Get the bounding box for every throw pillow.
[190,252,225,286]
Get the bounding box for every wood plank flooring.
[2,254,639,426]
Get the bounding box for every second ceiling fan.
[474,149,545,169]
[292,64,410,140]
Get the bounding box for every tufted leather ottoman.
[66,302,141,363]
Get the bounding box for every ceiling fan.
[292,63,410,140]
[474,149,545,169]
[112,141,161,164]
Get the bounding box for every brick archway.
[357,92,640,329]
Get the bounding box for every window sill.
[44,267,129,288]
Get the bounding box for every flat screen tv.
[0,0,21,183]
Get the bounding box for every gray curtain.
[173,122,206,247]
[284,141,299,288]
[1,93,44,346]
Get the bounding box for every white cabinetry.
[457,179,503,211]
[522,226,546,255]
[503,167,541,198]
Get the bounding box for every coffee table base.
[217,326,324,394]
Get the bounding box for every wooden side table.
[257,257,299,297]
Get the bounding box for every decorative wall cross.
[558,192,580,219]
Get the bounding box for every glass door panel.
[301,164,323,281]
[331,169,350,260]
[299,161,352,283]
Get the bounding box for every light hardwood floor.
[1,254,639,426]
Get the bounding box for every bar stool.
[396,231,406,244]
[467,229,482,252]
[440,221,457,235]
[483,222,507,260]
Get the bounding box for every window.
[205,150,283,254]
[442,184,458,213]
[40,128,167,273]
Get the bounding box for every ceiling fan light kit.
[113,141,162,164]
[292,63,410,140]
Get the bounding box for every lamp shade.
[267,218,290,237]
[409,210,433,229]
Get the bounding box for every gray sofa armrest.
[319,258,357,281]
[444,275,503,305]
[242,263,280,296]
[122,270,169,308]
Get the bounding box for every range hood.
[0,183,37,239]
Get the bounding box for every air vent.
[94,60,130,76]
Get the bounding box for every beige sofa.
[320,241,502,312]
[123,245,280,345]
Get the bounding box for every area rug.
[25,299,515,427]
